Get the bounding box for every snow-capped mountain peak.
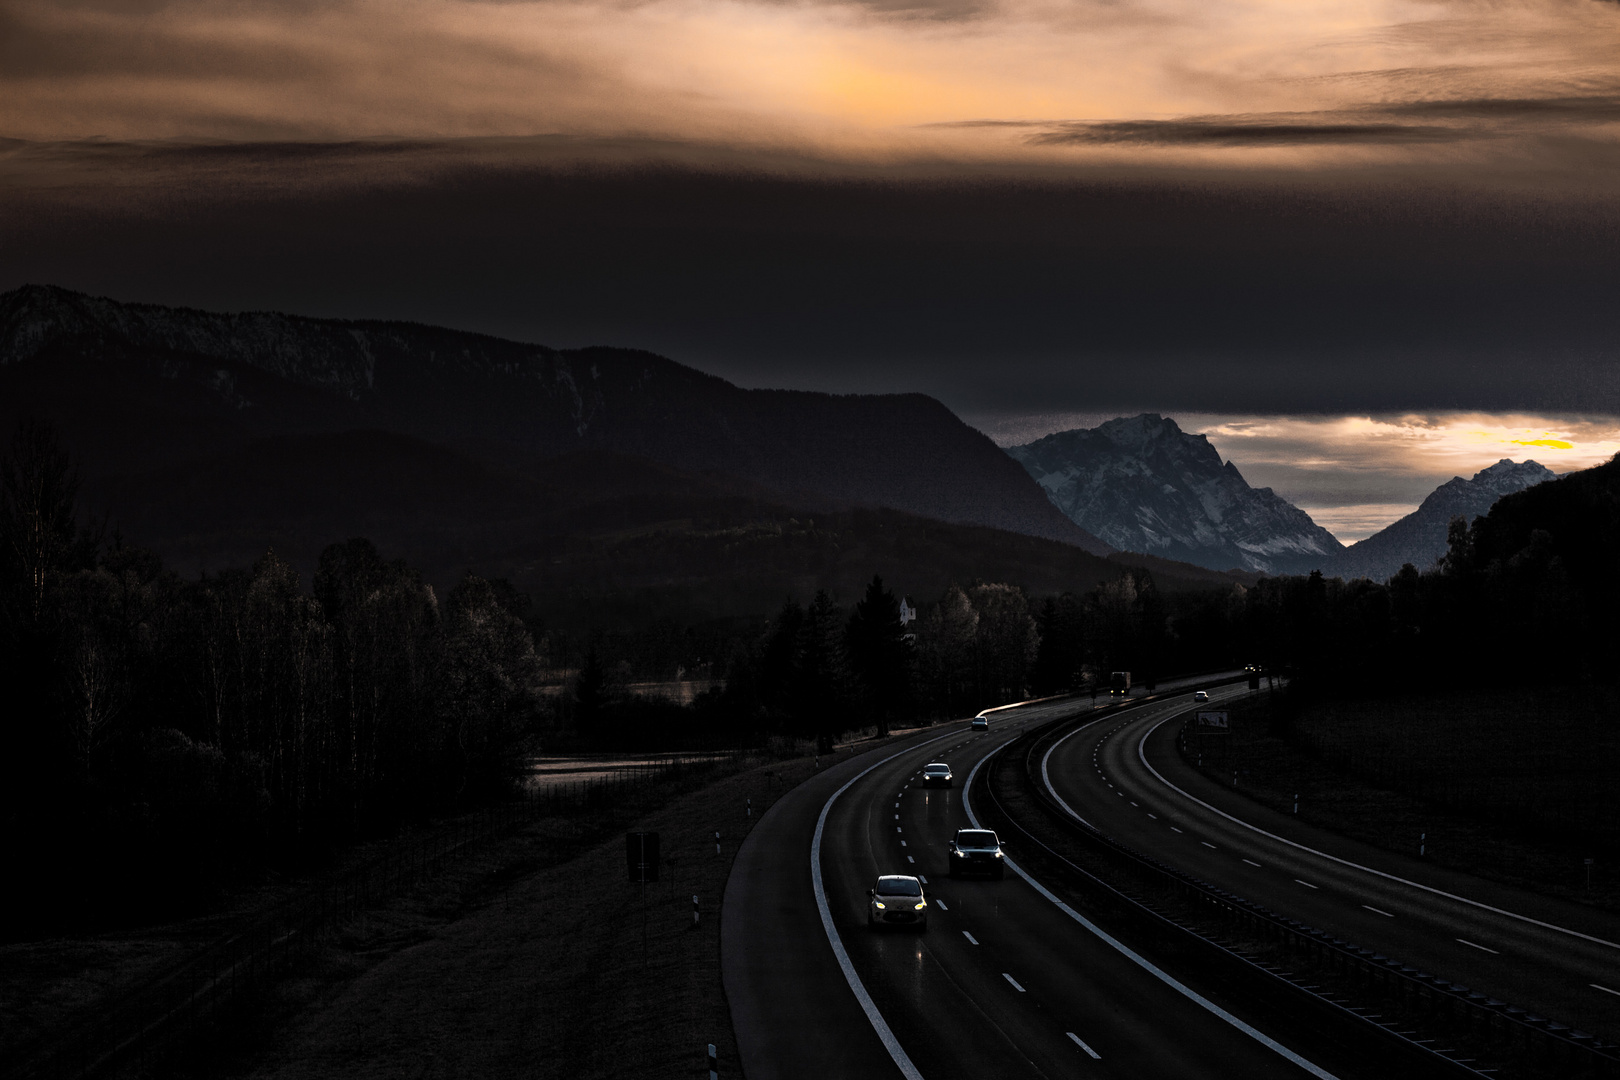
[1006,414,1343,574]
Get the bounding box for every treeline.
[1,422,542,926]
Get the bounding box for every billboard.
[1195,711,1230,733]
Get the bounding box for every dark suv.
[948,828,1005,879]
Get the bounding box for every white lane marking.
[1003,973,1026,992]
[1148,813,1158,820]
[1066,1032,1102,1060]
[1132,713,1620,953]
[974,751,1341,1080]
[907,855,915,863]
[1362,905,1394,918]
[895,815,900,820]
[1242,859,1262,868]
[897,827,903,832]
[934,898,946,910]
[812,730,959,1080]
[1170,827,1184,833]
[1201,842,1218,849]
[1593,983,1620,997]
[1295,879,1319,890]
[1457,938,1499,955]
[918,875,927,884]
[963,930,978,944]
[900,840,907,847]
[1130,801,1139,807]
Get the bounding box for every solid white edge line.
[1132,712,1620,953]
[1592,983,1620,997]
[812,726,960,1080]
[1066,1032,1102,1059]
[969,746,1341,1080]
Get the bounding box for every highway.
[723,682,1473,1079]
[1040,685,1620,1047]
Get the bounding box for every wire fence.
[14,748,759,1080]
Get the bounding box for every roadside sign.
[626,831,661,882]
[1196,711,1230,733]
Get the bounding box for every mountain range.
[1323,459,1557,581]
[0,284,1109,567]
[0,285,1266,624]
[1006,414,1345,575]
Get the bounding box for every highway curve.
[723,683,1471,1079]
[1039,685,1620,1047]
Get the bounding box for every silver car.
[868,874,929,931]
[921,762,953,788]
[971,715,989,731]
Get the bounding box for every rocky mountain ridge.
[1006,414,1344,575]
[1323,458,1558,581]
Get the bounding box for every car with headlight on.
[1193,690,1210,702]
[971,714,989,731]
[948,828,1005,879]
[868,875,929,930]
[921,762,953,788]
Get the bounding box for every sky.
[3,0,1619,542]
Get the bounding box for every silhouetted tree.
[845,575,912,738]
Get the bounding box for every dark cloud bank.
[2,137,1617,418]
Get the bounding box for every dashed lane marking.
[1242,859,1262,868]
[1363,905,1394,918]
[934,898,946,910]
[963,931,978,944]
[907,855,915,864]
[1066,1033,1102,1060]
[1457,938,1498,955]
[1593,984,1620,997]
[1295,879,1319,890]
[900,840,907,847]
[1171,826,1183,833]
[1003,973,1026,992]
[1201,841,1218,849]
[1148,813,1158,819]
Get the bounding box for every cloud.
[1028,116,1463,146]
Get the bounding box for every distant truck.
[1109,671,1132,696]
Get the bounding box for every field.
[1189,687,1620,909]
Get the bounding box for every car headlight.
[874,901,886,909]
[914,901,926,910]
[950,849,964,857]
[993,851,1003,858]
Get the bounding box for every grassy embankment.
[187,741,856,1080]
[1188,687,1620,910]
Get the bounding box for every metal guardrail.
[978,710,1620,1080]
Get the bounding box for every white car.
[1193,690,1210,702]
[921,763,953,788]
[868,875,929,930]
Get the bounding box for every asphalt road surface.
[1041,685,1620,1045]
[723,680,1464,1079]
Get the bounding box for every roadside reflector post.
[707,1042,718,1079]
[746,798,752,820]
[714,830,721,856]
[1420,832,1427,858]
[692,894,700,928]
[1293,794,1299,815]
